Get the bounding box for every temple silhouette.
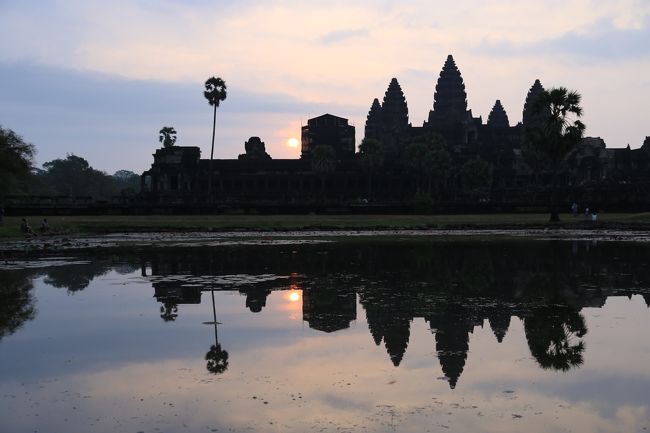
[140,54,650,211]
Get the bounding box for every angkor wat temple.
[141,55,650,211]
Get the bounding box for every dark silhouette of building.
[301,113,355,161]
[141,54,650,209]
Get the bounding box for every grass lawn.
[2,212,650,239]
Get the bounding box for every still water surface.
[1,237,649,432]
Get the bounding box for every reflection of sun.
[287,137,299,148]
[283,288,302,320]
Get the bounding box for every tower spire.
[522,79,546,126]
[364,98,383,141]
[487,99,510,129]
[432,54,468,118]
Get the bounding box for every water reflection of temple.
[302,283,357,333]
[134,240,650,388]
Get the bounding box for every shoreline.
[2,225,650,260]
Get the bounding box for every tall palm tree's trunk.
[211,289,218,345]
[208,104,217,204]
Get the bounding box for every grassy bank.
[2,213,650,239]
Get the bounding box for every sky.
[1,0,649,174]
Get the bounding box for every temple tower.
[428,54,468,125]
[364,98,384,142]
[425,55,479,148]
[522,79,547,127]
[379,78,410,155]
[381,78,409,132]
[487,100,510,129]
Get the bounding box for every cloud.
[319,28,369,45]
[0,62,362,172]
[476,16,650,62]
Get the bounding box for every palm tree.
[527,87,585,222]
[203,77,227,201]
[158,126,177,148]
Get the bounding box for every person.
[571,202,578,217]
[584,207,590,221]
[20,218,34,236]
[40,218,50,233]
[591,209,598,222]
[0,207,4,225]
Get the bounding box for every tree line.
[0,126,140,200]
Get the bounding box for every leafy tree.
[403,134,451,198]
[0,126,35,196]
[204,76,227,200]
[310,145,336,198]
[112,170,140,196]
[524,306,587,371]
[358,138,384,199]
[158,126,177,148]
[527,87,585,221]
[458,157,492,199]
[37,154,114,198]
[426,137,452,198]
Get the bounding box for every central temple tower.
[425,55,479,148]
[429,54,468,124]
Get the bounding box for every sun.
[288,291,301,302]
[287,137,299,148]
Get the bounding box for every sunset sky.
[1,0,649,174]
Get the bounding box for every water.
[1,237,649,432]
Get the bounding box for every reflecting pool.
[1,237,650,432]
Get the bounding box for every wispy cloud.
[475,15,650,62]
[0,62,363,171]
[319,28,369,45]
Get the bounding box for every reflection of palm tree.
[204,289,229,374]
[205,343,229,374]
[160,302,178,322]
[524,306,587,371]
